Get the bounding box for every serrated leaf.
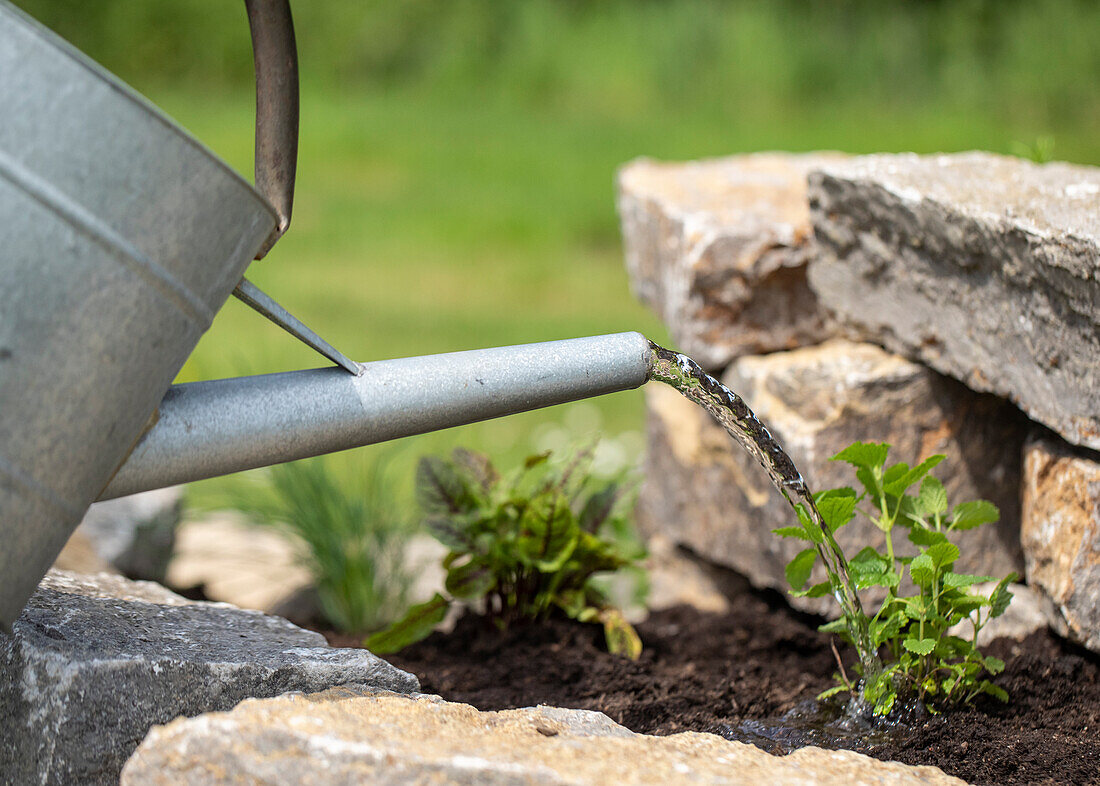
[365,594,449,654]
[947,594,985,616]
[983,656,1006,675]
[791,581,832,598]
[926,541,961,568]
[884,455,946,497]
[794,504,825,544]
[882,462,910,491]
[445,560,496,600]
[772,526,813,541]
[908,526,949,548]
[815,488,858,532]
[903,638,937,655]
[951,499,1000,530]
[850,546,890,574]
[832,442,890,472]
[855,466,879,501]
[989,573,1017,618]
[849,546,892,590]
[910,553,936,586]
[916,476,948,516]
[871,612,906,647]
[600,608,642,660]
[943,572,994,589]
[785,548,817,590]
[855,570,900,591]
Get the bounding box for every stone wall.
[619,151,1100,652]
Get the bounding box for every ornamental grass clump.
[777,441,1015,715]
[367,446,646,658]
[232,454,417,636]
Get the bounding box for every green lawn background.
[14,0,1100,507]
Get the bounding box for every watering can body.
[0,2,281,627]
[0,2,653,632]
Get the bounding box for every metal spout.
[99,332,653,500]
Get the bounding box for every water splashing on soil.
[716,695,930,754]
[646,341,882,684]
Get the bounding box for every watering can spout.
[98,332,654,501]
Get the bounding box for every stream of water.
[647,342,882,683]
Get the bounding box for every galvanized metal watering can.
[0,1,652,630]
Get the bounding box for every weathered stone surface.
[167,512,313,611]
[1021,433,1100,653]
[53,529,117,575]
[808,152,1100,451]
[123,689,964,785]
[618,153,842,369]
[76,486,183,582]
[0,570,418,785]
[639,340,1026,614]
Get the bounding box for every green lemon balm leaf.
[926,541,961,568]
[831,442,890,472]
[903,638,937,655]
[785,548,817,591]
[917,476,948,516]
[951,500,999,530]
[910,553,936,587]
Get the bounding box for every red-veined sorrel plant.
[777,441,1015,715]
[367,446,646,658]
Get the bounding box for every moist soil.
[324,587,1100,786]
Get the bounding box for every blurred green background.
[14,0,1100,505]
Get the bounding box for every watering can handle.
[245,0,298,259]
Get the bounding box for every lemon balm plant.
[777,442,1015,715]
[367,446,645,658]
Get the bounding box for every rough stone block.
[618,153,842,369]
[122,688,963,785]
[639,340,1027,614]
[808,152,1100,450]
[1021,433,1100,653]
[0,570,418,785]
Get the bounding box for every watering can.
[0,1,652,631]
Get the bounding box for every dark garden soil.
[324,586,1100,786]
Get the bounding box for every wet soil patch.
[326,588,1100,785]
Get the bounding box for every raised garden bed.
[326,589,1100,786]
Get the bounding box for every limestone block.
[122,689,964,785]
[166,512,313,612]
[618,153,842,370]
[1021,434,1100,653]
[639,340,1027,614]
[0,570,418,786]
[808,152,1100,450]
